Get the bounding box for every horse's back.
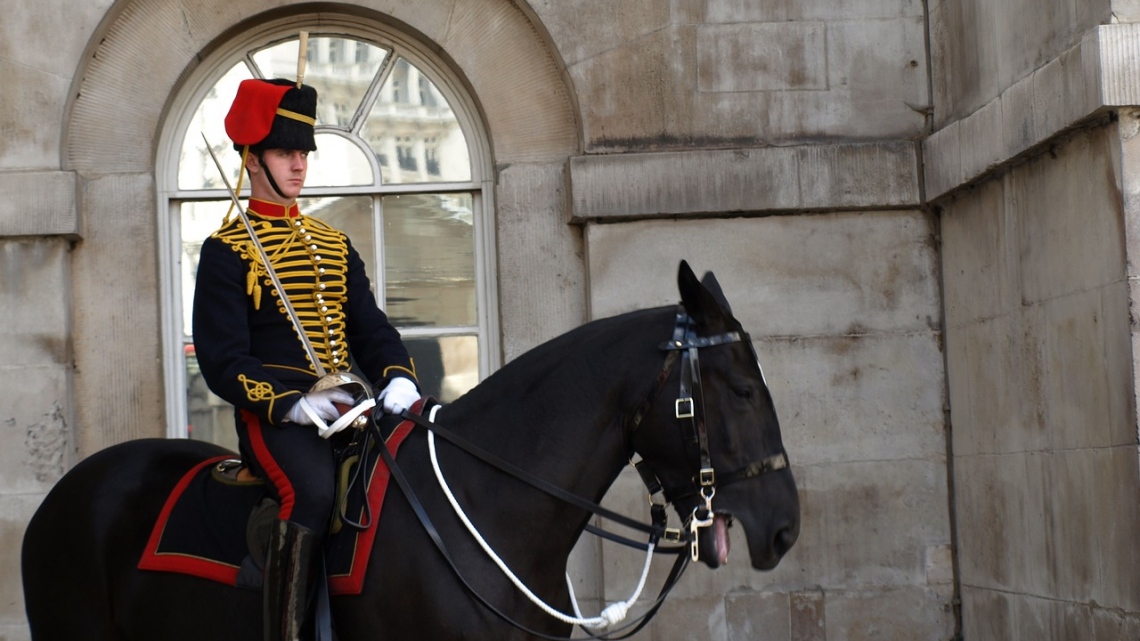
[22,438,229,641]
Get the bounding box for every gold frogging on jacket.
[213,211,354,375]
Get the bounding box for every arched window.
[158,25,496,450]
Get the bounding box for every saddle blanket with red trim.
[138,409,419,596]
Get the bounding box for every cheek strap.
[256,151,290,200]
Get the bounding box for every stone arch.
[63,0,581,454]
[65,1,579,170]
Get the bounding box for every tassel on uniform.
[247,265,263,310]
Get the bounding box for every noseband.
[628,310,788,560]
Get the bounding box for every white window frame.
[155,14,498,438]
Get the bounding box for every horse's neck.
[437,309,670,553]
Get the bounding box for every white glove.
[377,377,420,414]
[285,388,356,425]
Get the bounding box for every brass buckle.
[699,467,716,487]
[675,398,694,419]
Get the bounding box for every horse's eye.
[731,386,754,400]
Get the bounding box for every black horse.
[22,262,799,640]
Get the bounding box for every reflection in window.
[171,32,487,447]
[362,57,471,184]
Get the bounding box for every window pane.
[179,63,253,190]
[362,58,471,184]
[306,133,375,187]
[297,195,377,287]
[383,193,475,327]
[186,350,238,452]
[180,200,233,337]
[403,335,479,403]
[252,37,389,130]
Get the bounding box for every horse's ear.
[699,270,734,316]
[678,260,731,327]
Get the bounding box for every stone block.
[824,586,955,641]
[0,493,45,631]
[960,586,1015,641]
[0,240,72,365]
[1031,46,1094,150]
[733,461,950,592]
[1119,111,1140,279]
[1090,23,1140,107]
[0,365,73,494]
[958,97,1005,182]
[946,311,1051,457]
[825,17,929,108]
[640,594,726,641]
[442,0,579,163]
[940,177,1015,326]
[527,0,670,66]
[921,119,962,200]
[696,22,828,93]
[725,590,790,640]
[1111,1,1140,22]
[495,161,585,362]
[0,173,78,237]
[925,544,954,585]
[796,142,919,209]
[954,453,1052,595]
[0,0,109,78]
[1014,127,1125,304]
[0,623,32,641]
[570,26,696,151]
[763,333,946,466]
[585,211,939,337]
[71,173,166,455]
[1001,74,1038,160]
[681,0,925,23]
[1047,446,1140,608]
[1040,288,1126,451]
[1092,604,1140,641]
[0,62,70,171]
[65,0,199,174]
[571,147,801,219]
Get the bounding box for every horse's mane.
[443,305,676,427]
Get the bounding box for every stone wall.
[939,114,1140,640]
[0,1,111,637]
[927,1,1140,638]
[6,0,1140,639]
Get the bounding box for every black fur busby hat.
[225,78,318,152]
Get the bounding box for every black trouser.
[238,409,336,535]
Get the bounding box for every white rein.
[425,404,655,630]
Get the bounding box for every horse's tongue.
[715,515,730,565]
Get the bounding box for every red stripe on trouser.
[242,409,296,521]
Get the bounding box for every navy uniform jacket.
[192,198,416,425]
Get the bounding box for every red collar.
[247,198,301,219]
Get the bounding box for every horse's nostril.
[774,524,798,555]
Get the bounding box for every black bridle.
[626,311,789,560]
[368,308,788,639]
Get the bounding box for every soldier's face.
[250,149,309,203]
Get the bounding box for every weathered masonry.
[2,1,1139,639]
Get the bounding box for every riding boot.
[263,519,321,641]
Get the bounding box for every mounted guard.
[192,33,420,641]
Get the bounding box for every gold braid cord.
[213,213,353,374]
